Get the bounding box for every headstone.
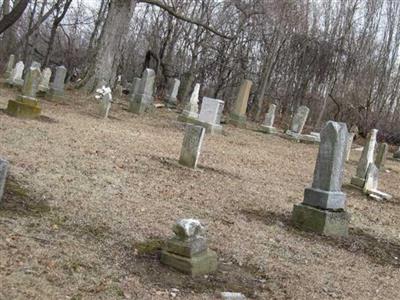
[4,54,15,78]
[180,83,200,120]
[129,68,155,114]
[363,163,392,200]
[6,66,42,119]
[131,77,141,95]
[350,129,378,189]
[38,67,52,92]
[260,104,277,134]
[292,121,350,237]
[179,124,205,168]
[375,142,388,170]
[229,79,252,127]
[345,133,356,161]
[50,65,67,98]
[394,147,400,160]
[0,158,9,203]
[160,219,217,276]
[285,106,310,139]
[7,61,24,86]
[96,86,113,118]
[165,78,180,107]
[196,97,225,134]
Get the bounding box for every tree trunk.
[80,0,136,92]
[0,0,29,34]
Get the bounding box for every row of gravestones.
[1,54,67,118]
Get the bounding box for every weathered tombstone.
[350,129,378,189]
[394,147,400,160]
[6,66,42,118]
[198,97,225,134]
[375,142,388,170]
[165,78,180,108]
[38,67,52,93]
[285,105,310,139]
[179,124,205,168]
[178,83,200,122]
[50,65,67,99]
[129,69,155,114]
[31,61,41,69]
[229,79,252,128]
[4,54,15,78]
[7,61,24,86]
[160,219,217,276]
[130,77,141,95]
[363,163,392,200]
[96,86,113,118]
[292,121,350,237]
[260,104,277,134]
[0,158,9,203]
[345,133,356,161]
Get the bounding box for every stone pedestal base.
[299,134,320,144]
[292,203,350,237]
[161,249,217,276]
[228,113,247,128]
[6,98,41,119]
[303,187,346,210]
[350,176,365,189]
[284,130,301,141]
[260,125,277,134]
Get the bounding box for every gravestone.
[165,78,180,108]
[345,133,356,161]
[38,68,52,93]
[197,97,225,134]
[50,65,67,99]
[363,163,392,200]
[161,219,217,276]
[0,158,9,203]
[350,129,378,189]
[4,54,15,78]
[6,66,42,118]
[129,69,155,114]
[229,79,252,127]
[292,121,350,237]
[285,106,310,139]
[31,61,41,69]
[178,83,200,122]
[394,147,400,160]
[96,86,113,118]
[7,61,24,86]
[375,142,388,170]
[179,124,205,168]
[260,104,277,134]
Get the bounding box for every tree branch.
[138,0,232,39]
[0,0,29,34]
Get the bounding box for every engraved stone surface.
[38,68,52,92]
[165,78,180,107]
[4,54,15,78]
[198,97,224,125]
[50,65,67,97]
[345,133,356,161]
[22,66,41,99]
[229,79,252,126]
[129,69,155,114]
[181,83,200,119]
[286,105,310,136]
[261,104,277,134]
[8,61,24,86]
[179,125,205,168]
[375,142,388,170]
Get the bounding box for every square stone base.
[292,203,350,237]
[228,113,247,128]
[6,99,41,119]
[303,187,346,210]
[161,249,217,276]
[350,176,365,189]
[299,134,320,144]
[165,237,208,257]
[260,125,277,134]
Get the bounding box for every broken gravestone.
[179,124,205,169]
[260,104,277,134]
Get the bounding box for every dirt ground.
[0,86,399,300]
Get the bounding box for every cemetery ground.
[0,87,400,300]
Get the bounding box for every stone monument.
[228,79,252,128]
[95,86,113,118]
[161,219,218,276]
[179,124,205,168]
[285,105,310,140]
[292,121,350,237]
[129,68,155,114]
[178,83,200,123]
[350,129,378,189]
[38,67,52,93]
[375,142,388,170]
[7,61,24,87]
[6,66,42,118]
[50,65,67,100]
[197,97,225,134]
[0,158,9,203]
[3,54,15,79]
[165,78,180,108]
[363,163,392,200]
[345,133,356,161]
[260,104,277,134]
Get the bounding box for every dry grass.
[0,86,400,299]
